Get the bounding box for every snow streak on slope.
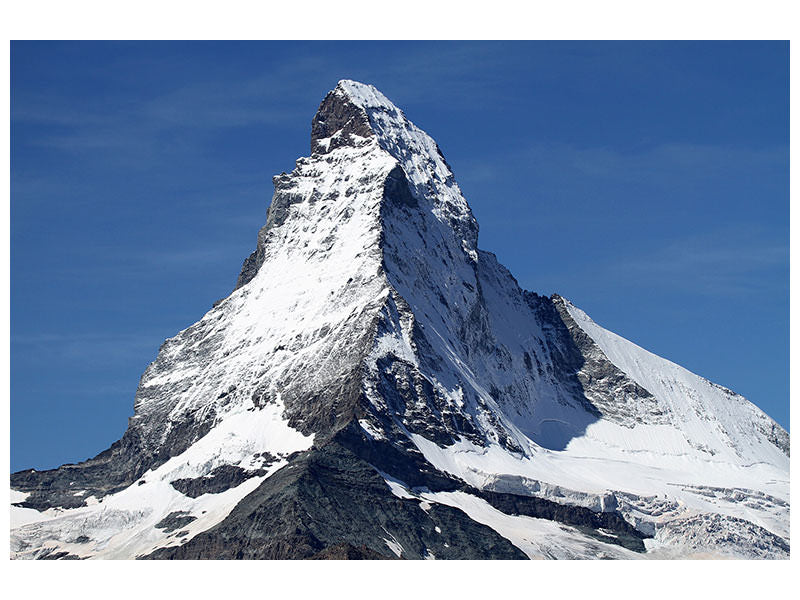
[382,475,639,559]
[563,298,789,467]
[11,399,313,559]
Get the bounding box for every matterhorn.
[11,80,789,560]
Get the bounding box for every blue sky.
[10,41,788,472]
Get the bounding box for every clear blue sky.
[10,41,789,472]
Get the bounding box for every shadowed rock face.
[11,80,789,560]
[311,87,374,155]
[310,543,391,560]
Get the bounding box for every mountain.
[10,80,789,560]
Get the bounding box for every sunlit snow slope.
[11,80,789,560]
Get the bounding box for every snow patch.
[10,399,313,559]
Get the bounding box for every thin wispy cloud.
[21,242,252,284]
[457,139,788,237]
[455,138,787,305]
[11,331,162,365]
[458,140,787,186]
[602,228,788,296]
[536,142,788,183]
[11,55,328,177]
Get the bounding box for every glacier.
[10,80,789,560]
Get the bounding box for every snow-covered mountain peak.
[309,80,478,259]
[335,79,397,111]
[11,81,789,560]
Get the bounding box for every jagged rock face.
[11,80,789,560]
[310,87,374,155]
[144,441,527,560]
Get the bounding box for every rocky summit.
[10,80,789,560]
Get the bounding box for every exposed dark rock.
[310,543,392,560]
[334,422,462,493]
[310,86,374,155]
[10,428,152,511]
[466,488,649,553]
[143,442,525,560]
[383,165,418,209]
[155,511,197,534]
[171,465,269,498]
[657,512,789,558]
[38,549,82,560]
[235,250,259,289]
